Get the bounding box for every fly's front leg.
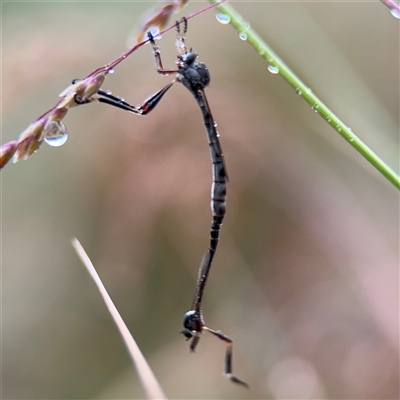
[175,17,188,54]
[205,327,249,387]
[147,32,178,76]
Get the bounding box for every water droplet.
[268,65,279,74]
[295,88,302,95]
[108,69,115,74]
[148,26,162,40]
[349,137,354,142]
[390,8,400,19]
[306,87,312,94]
[258,48,265,56]
[216,13,230,24]
[213,121,218,127]
[314,104,320,112]
[244,22,250,29]
[106,90,112,95]
[44,121,68,147]
[216,132,220,137]
[336,125,342,132]
[326,116,331,122]
[239,32,247,41]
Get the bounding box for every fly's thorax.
[178,52,211,91]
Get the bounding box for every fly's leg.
[70,81,173,115]
[98,83,174,115]
[147,32,179,76]
[69,76,174,115]
[205,327,249,387]
[175,17,188,54]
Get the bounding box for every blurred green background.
[2,1,399,399]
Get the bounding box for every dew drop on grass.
[216,13,230,24]
[148,27,162,40]
[44,121,68,147]
[268,65,279,74]
[239,32,247,41]
[390,8,400,19]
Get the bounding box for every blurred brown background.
[2,1,399,399]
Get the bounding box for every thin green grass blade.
[210,1,400,190]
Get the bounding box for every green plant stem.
[209,1,400,190]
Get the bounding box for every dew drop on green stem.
[44,121,68,147]
[244,22,250,29]
[268,65,279,74]
[295,88,302,95]
[239,32,247,41]
[216,13,230,24]
[347,128,355,141]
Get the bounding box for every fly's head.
[181,310,202,339]
[181,311,203,352]
[177,49,197,68]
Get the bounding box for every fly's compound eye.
[180,327,193,340]
[182,310,199,332]
[184,51,197,65]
